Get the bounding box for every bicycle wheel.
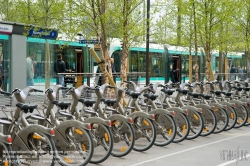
[154,113,177,146]
[57,127,94,166]
[172,112,190,143]
[187,111,204,139]
[244,105,250,126]
[111,120,135,157]
[133,117,156,152]
[234,105,248,128]
[90,123,113,164]
[213,108,229,134]
[0,142,12,166]
[224,106,237,131]
[20,132,57,165]
[200,108,217,137]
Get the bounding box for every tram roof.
[111,42,203,55]
[26,37,86,47]
[212,51,244,58]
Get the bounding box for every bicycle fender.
[55,120,91,136]
[0,133,12,144]
[167,107,188,115]
[229,99,245,106]
[106,114,133,124]
[12,134,30,151]
[238,98,250,106]
[181,105,203,113]
[16,124,55,151]
[128,111,155,121]
[149,108,174,117]
[219,101,235,108]
[209,103,224,110]
[83,117,111,127]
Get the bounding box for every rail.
[200,73,247,81]
[56,72,146,87]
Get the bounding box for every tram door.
[173,56,181,83]
[75,49,83,87]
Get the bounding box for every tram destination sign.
[79,39,98,44]
[28,28,58,40]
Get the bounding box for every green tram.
[1,34,246,90]
[111,43,246,84]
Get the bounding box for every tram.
[110,41,246,83]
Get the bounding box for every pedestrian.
[238,66,244,80]
[54,54,67,87]
[26,53,36,86]
[173,68,179,83]
[110,58,117,82]
[230,65,236,81]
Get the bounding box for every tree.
[3,0,66,89]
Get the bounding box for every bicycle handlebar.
[0,90,12,96]
[61,87,70,90]
[33,89,43,93]
[45,88,53,94]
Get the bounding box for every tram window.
[131,51,138,72]
[151,53,162,77]
[112,51,121,72]
[138,52,146,72]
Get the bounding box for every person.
[96,58,116,86]
[230,65,236,81]
[238,66,244,79]
[26,53,36,86]
[0,64,2,89]
[110,58,117,83]
[173,68,180,83]
[54,54,67,87]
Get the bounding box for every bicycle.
[93,83,156,152]
[205,80,237,131]
[0,88,58,165]
[146,83,190,143]
[188,81,229,134]
[124,81,175,147]
[70,84,136,156]
[47,85,113,164]
[162,82,205,139]
[16,86,94,166]
[220,80,249,128]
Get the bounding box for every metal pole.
[146,0,150,85]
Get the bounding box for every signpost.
[0,24,13,35]
[28,28,58,40]
[79,39,98,44]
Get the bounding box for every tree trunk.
[45,39,50,89]
[192,0,199,82]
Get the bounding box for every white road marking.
[129,132,250,166]
[217,154,250,166]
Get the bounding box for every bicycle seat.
[200,94,211,100]
[210,90,221,96]
[52,100,71,109]
[161,89,175,95]
[232,86,243,91]
[221,92,232,97]
[143,94,158,100]
[187,92,200,98]
[59,111,73,117]
[16,103,37,113]
[27,114,45,120]
[0,118,11,125]
[101,98,117,106]
[243,87,250,91]
[127,91,141,99]
[78,98,96,107]
[176,89,189,95]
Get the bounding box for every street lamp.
[146,0,150,85]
